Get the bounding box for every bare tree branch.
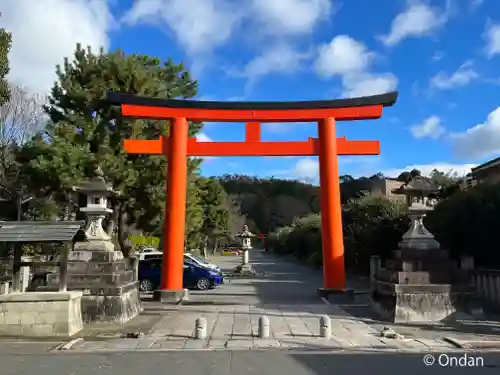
[0,84,46,147]
[0,84,46,219]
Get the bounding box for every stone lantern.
[73,167,115,248]
[46,166,143,324]
[234,224,256,275]
[370,176,476,324]
[393,176,441,251]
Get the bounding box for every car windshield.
[188,254,208,264]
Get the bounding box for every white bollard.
[1,281,9,295]
[319,315,331,339]
[258,316,270,338]
[195,317,207,339]
[20,266,30,292]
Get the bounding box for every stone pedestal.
[42,245,142,324]
[371,248,476,323]
[233,262,257,276]
[153,289,189,304]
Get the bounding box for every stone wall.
[0,291,84,337]
[473,269,500,313]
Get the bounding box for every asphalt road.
[2,350,500,375]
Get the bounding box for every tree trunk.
[117,200,131,258]
[105,196,119,235]
[202,234,208,258]
[212,238,219,255]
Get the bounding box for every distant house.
[469,157,500,186]
[458,174,478,191]
[367,177,406,201]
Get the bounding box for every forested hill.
[218,175,320,234]
[217,170,459,234]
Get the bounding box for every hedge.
[267,184,500,275]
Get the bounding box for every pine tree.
[0,18,11,104]
[23,44,203,254]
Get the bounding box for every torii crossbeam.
[107,90,398,301]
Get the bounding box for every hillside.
[218,174,320,234]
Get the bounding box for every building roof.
[74,176,114,195]
[0,221,86,243]
[471,156,500,174]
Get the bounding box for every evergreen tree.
[0,18,11,104]
[23,44,203,255]
[196,177,230,254]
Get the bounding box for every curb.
[54,345,495,354]
[443,337,500,350]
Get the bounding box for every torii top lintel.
[107,91,398,122]
[107,91,398,157]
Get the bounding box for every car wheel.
[140,279,154,292]
[196,277,211,291]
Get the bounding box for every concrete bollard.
[319,315,331,339]
[258,316,270,338]
[195,317,207,339]
[1,281,9,295]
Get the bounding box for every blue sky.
[3,0,500,183]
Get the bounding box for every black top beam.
[107,91,398,111]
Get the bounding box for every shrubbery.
[425,182,500,269]
[267,183,500,275]
[128,234,160,249]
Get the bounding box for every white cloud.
[471,0,484,8]
[240,44,311,87]
[484,23,500,58]
[250,0,333,36]
[196,133,212,142]
[431,51,444,61]
[122,0,241,56]
[122,0,332,62]
[314,35,398,97]
[1,0,113,94]
[292,157,319,182]
[315,35,373,77]
[410,116,446,139]
[382,163,475,179]
[279,157,473,182]
[379,2,448,46]
[430,61,478,90]
[451,107,500,159]
[263,122,311,133]
[341,73,398,97]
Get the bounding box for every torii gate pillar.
[318,118,345,290]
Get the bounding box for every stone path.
[63,251,488,353]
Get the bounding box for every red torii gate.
[107,91,398,301]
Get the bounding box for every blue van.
[138,258,223,292]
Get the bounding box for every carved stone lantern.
[370,176,475,324]
[391,176,440,250]
[234,224,256,275]
[73,167,115,246]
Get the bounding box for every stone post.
[20,266,30,292]
[195,317,207,339]
[258,316,270,338]
[319,315,331,339]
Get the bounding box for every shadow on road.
[135,250,500,340]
